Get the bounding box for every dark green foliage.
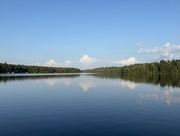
[83,59,180,74]
[0,63,81,73]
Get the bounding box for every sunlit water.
[0,74,180,136]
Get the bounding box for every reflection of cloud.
[79,81,96,91]
[64,80,71,86]
[45,78,71,86]
[45,78,58,86]
[113,80,137,90]
[139,87,180,105]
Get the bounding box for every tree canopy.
[83,59,180,74]
[0,63,81,73]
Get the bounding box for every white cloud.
[156,52,173,60]
[45,59,60,67]
[64,60,71,64]
[138,42,180,60]
[136,41,144,46]
[64,60,72,65]
[79,55,97,65]
[113,57,138,65]
[35,63,41,66]
[37,59,73,67]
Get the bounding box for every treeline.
[84,60,180,74]
[0,63,81,73]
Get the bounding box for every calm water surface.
[0,73,180,136]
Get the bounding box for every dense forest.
[83,59,180,74]
[1,60,180,74]
[0,63,81,73]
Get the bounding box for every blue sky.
[0,0,180,69]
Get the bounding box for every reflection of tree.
[89,74,180,88]
[139,87,180,105]
[0,74,80,84]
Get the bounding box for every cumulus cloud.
[157,52,173,60]
[136,41,144,46]
[113,57,138,65]
[38,59,73,67]
[79,55,97,65]
[64,60,72,65]
[45,59,60,67]
[35,63,41,66]
[138,42,180,60]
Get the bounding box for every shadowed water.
[0,73,180,136]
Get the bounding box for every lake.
[0,73,180,136]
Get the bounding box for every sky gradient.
[0,0,180,69]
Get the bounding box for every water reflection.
[90,73,180,87]
[113,80,137,90]
[1,73,180,136]
[79,81,96,91]
[139,86,180,105]
[1,73,180,88]
[45,78,59,86]
[0,73,180,105]
[0,74,80,84]
[45,78,72,86]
